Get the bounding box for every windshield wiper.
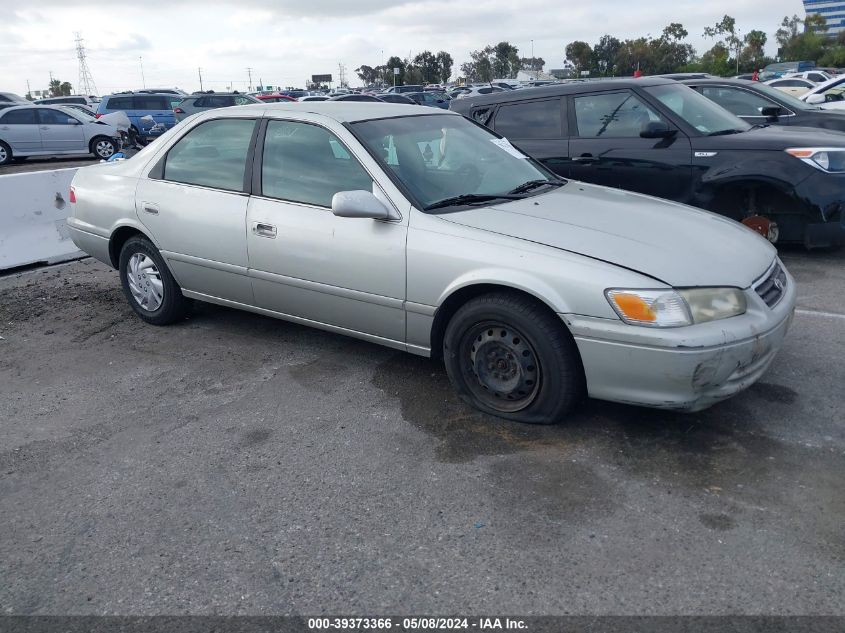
[507,179,565,195]
[707,129,744,136]
[424,193,525,211]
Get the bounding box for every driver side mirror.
[760,106,782,121]
[640,121,677,139]
[805,93,825,105]
[331,190,398,220]
[67,118,81,125]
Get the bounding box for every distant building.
[803,0,845,36]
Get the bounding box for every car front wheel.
[91,136,117,159]
[118,236,192,325]
[443,292,584,424]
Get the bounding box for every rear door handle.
[252,221,277,238]
[40,126,50,130]
[142,203,160,215]
[572,154,598,163]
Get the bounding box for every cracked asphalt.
[0,248,843,615]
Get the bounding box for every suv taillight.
[95,113,102,118]
[69,186,76,204]
[173,107,185,114]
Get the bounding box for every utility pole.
[246,67,253,92]
[531,39,535,80]
[75,32,98,96]
[139,56,145,88]
[26,79,31,100]
[198,67,204,92]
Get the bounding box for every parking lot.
[0,247,842,615]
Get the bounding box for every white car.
[765,77,816,97]
[801,75,845,110]
[0,105,120,165]
[784,70,832,83]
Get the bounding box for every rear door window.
[493,99,562,138]
[163,118,256,191]
[0,109,37,124]
[106,97,133,110]
[133,96,171,110]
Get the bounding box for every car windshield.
[644,83,752,134]
[350,114,560,211]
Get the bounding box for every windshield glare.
[644,83,751,134]
[350,114,556,210]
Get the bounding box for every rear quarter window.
[105,97,133,110]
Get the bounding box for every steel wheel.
[462,320,541,412]
[126,252,164,312]
[95,139,115,158]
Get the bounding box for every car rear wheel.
[0,141,11,166]
[443,292,584,424]
[91,136,116,159]
[118,236,192,325]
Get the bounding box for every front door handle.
[572,154,598,163]
[252,221,277,238]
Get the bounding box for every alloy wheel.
[126,253,164,312]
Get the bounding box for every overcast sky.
[2,0,805,95]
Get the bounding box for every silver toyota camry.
[66,103,796,424]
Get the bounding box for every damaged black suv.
[450,78,845,248]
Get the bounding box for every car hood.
[699,124,845,150]
[439,181,776,288]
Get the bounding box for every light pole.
[531,40,534,80]
[139,56,145,89]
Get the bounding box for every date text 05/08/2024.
[307,617,528,630]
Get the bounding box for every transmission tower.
[75,32,98,96]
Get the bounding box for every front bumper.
[793,171,845,247]
[563,263,797,411]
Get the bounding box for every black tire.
[90,136,117,159]
[443,292,584,424]
[118,236,192,325]
[12,156,27,163]
[0,141,12,166]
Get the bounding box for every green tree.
[435,51,454,84]
[591,35,621,75]
[355,65,379,86]
[519,56,545,72]
[413,50,440,84]
[742,30,767,69]
[462,46,494,82]
[386,56,405,85]
[703,15,743,73]
[565,40,593,73]
[492,41,520,78]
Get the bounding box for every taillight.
[95,113,102,118]
[173,107,185,114]
[69,186,76,203]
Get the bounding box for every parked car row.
[0,104,121,165]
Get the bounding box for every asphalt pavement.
[0,248,843,615]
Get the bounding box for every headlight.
[785,147,845,173]
[605,288,746,328]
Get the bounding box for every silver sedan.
[66,103,796,423]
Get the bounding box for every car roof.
[203,101,454,123]
[450,77,676,107]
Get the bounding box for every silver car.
[173,93,261,122]
[66,103,796,423]
[0,105,120,165]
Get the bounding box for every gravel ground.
[0,249,843,616]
